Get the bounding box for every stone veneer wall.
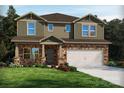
[62,44,109,65]
[17,43,43,65]
[17,43,59,65]
[16,43,109,65]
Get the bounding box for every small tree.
[0,41,8,62]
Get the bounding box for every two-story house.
[11,12,111,67]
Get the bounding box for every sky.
[0,5,123,21]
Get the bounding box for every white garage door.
[67,50,103,68]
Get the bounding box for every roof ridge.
[40,12,79,18]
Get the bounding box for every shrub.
[108,60,117,66]
[33,64,48,68]
[20,59,34,67]
[69,66,77,72]
[57,63,77,72]
[116,61,124,68]
[40,64,48,68]
[32,64,36,67]
[0,62,7,67]
[64,63,69,66]
[9,63,23,68]
[57,63,70,72]
[63,63,77,72]
[51,65,56,68]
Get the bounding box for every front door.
[45,48,56,65]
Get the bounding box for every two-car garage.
[67,50,104,68]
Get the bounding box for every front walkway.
[78,66,124,87]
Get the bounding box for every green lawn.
[0,68,121,88]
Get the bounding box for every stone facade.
[17,43,42,65]
[15,43,60,65]
[14,43,109,66]
[62,44,109,65]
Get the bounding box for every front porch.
[14,36,66,66]
[14,43,65,66]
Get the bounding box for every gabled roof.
[73,14,106,24]
[11,36,65,43]
[15,12,47,21]
[62,38,112,44]
[40,36,65,43]
[11,36,111,44]
[11,36,44,43]
[40,13,79,23]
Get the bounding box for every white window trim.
[27,20,36,35]
[48,24,54,32]
[31,48,39,60]
[23,47,31,59]
[82,24,97,37]
[65,24,71,32]
[23,47,39,60]
[89,25,97,37]
[82,25,89,37]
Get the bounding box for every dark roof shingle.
[11,36,44,42]
[12,36,112,44]
[62,38,112,44]
[40,13,79,22]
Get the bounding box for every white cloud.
[99,15,123,21]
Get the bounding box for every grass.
[0,67,121,88]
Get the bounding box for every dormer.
[74,14,106,40]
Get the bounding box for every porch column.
[41,44,46,64]
[58,45,63,65]
[59,45,62,58]
[15,45,19,58]
[14,45,20,65]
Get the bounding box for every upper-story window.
[82,25,96,37]
[48,24,54,31]
[82,25,89,37]
[65,24,71,32]
[90,25,96,37]
[27,21,36,35]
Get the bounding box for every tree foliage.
[0,41,8,62]
[0,15,5,42]
[0,5,19,62]
[105,19,124,60]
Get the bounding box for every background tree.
[0,41,8,62]
[2,5,19,62]
[0,15,5,42]
[105,18,124,61]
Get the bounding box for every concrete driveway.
[78,66,124,87]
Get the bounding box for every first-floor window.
[31,48,39,60]
[23,48,39,60]
[24,48,31,59]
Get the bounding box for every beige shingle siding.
[17,20,44,37]
[43,23,73,39]
[74,21,104,40]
